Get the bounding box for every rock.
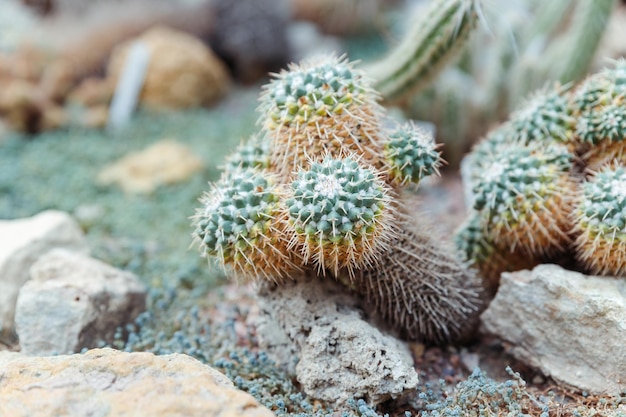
[97,139,204,194]
[256,277,419,407]
[15,249,146,355]
[0,347,275,417]
[108,26,230,110]
[0,210,87,341]
[481,264,626,395]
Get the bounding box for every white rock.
[15,249,146,355]
[0,210,88,341]
[257,277,419,407]
[481,264,626,395]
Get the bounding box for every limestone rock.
[481,264,626,395]
[257,277,418,407]
[97,139,204,194]
[0,347,275,417]
[0,210,88,341]
[108,26,230,110]
[15,249,146,355]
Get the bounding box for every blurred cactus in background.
[193,55,484,344]
[401,0,617,167]
[456,60,626,288]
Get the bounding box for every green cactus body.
[472,142,576,257]
[365,0,480,103]
[509,86,575,146]
[384,122,443,185]
[259,55,384,179]
[192,169,299,281]
[285,156,395,277]
[223,134,271,173]
[454,212,539,292]
[574,165,626,277]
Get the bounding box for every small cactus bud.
[223,134,271,173]
[384,122,443,185]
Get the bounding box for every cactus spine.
[194,54,481,344]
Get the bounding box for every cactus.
[573,164,626,277]
[355,214,484,344]
[286,156,395,277]
[471,141,577,257]
[365,0,481,103]
[259,55,385,179]
[454,212,538,293]
[192,169,300,281]
[194,54,481,344]
[384,122,444,186]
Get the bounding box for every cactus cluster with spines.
[193,54,483,344]
[456,60,626,284]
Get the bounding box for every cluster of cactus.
[193,55,483,344]
[456,60,626,290]
[403,0,616,166]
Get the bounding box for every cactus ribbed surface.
[574,165,626,276]
[365,0,481,103]
[286,157,394,277]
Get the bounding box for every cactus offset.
[192,169,300,281]
[223,134,271,173]
[286,156,395,277]
[574,165,626,276]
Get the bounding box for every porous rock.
[15,249,146,355]
[256,277,419,407]
[481,264,626,395]
[0,347,275,417]
[0,210,87,341]
[97,139,204,194]
[108,26,230,110]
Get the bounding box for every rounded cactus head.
[192,169,300,281]
[576,101,626,146]
[454,212,540,293]
[509,85,575,145]
[285,155,395,277]
[258,54,385,178]
[472,142,577,257]
[574,164,626,277]
[384,122,443,186]
[222,134,271,174]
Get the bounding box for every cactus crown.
[260,56,373,128]
[384,123,443,185]
[286,156,386,242]
[223,134,271,172]
[454,213,495,266]
[576,102,626,145]
[509,86,574,144]
[578,166,626,235]
[193,170,280,259]
[472,143,573,214]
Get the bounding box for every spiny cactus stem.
[365,0,481,103]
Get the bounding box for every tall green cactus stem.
[472,142,577,257]
[454,212,539,293]
[354,215,484,344]
[223,134,271,173]
[384,122,443,186]
[509,85,575,146]
[259,55,385,179]
[541,0,616,85]
[365,0,481,103]
[192,169,300,281]
[574,165,626,277]
[285,156,395,277]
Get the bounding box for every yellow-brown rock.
[0,348,276,417]
[66,77,114,108]
[108,26,230,110]
[97,139,204,194]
